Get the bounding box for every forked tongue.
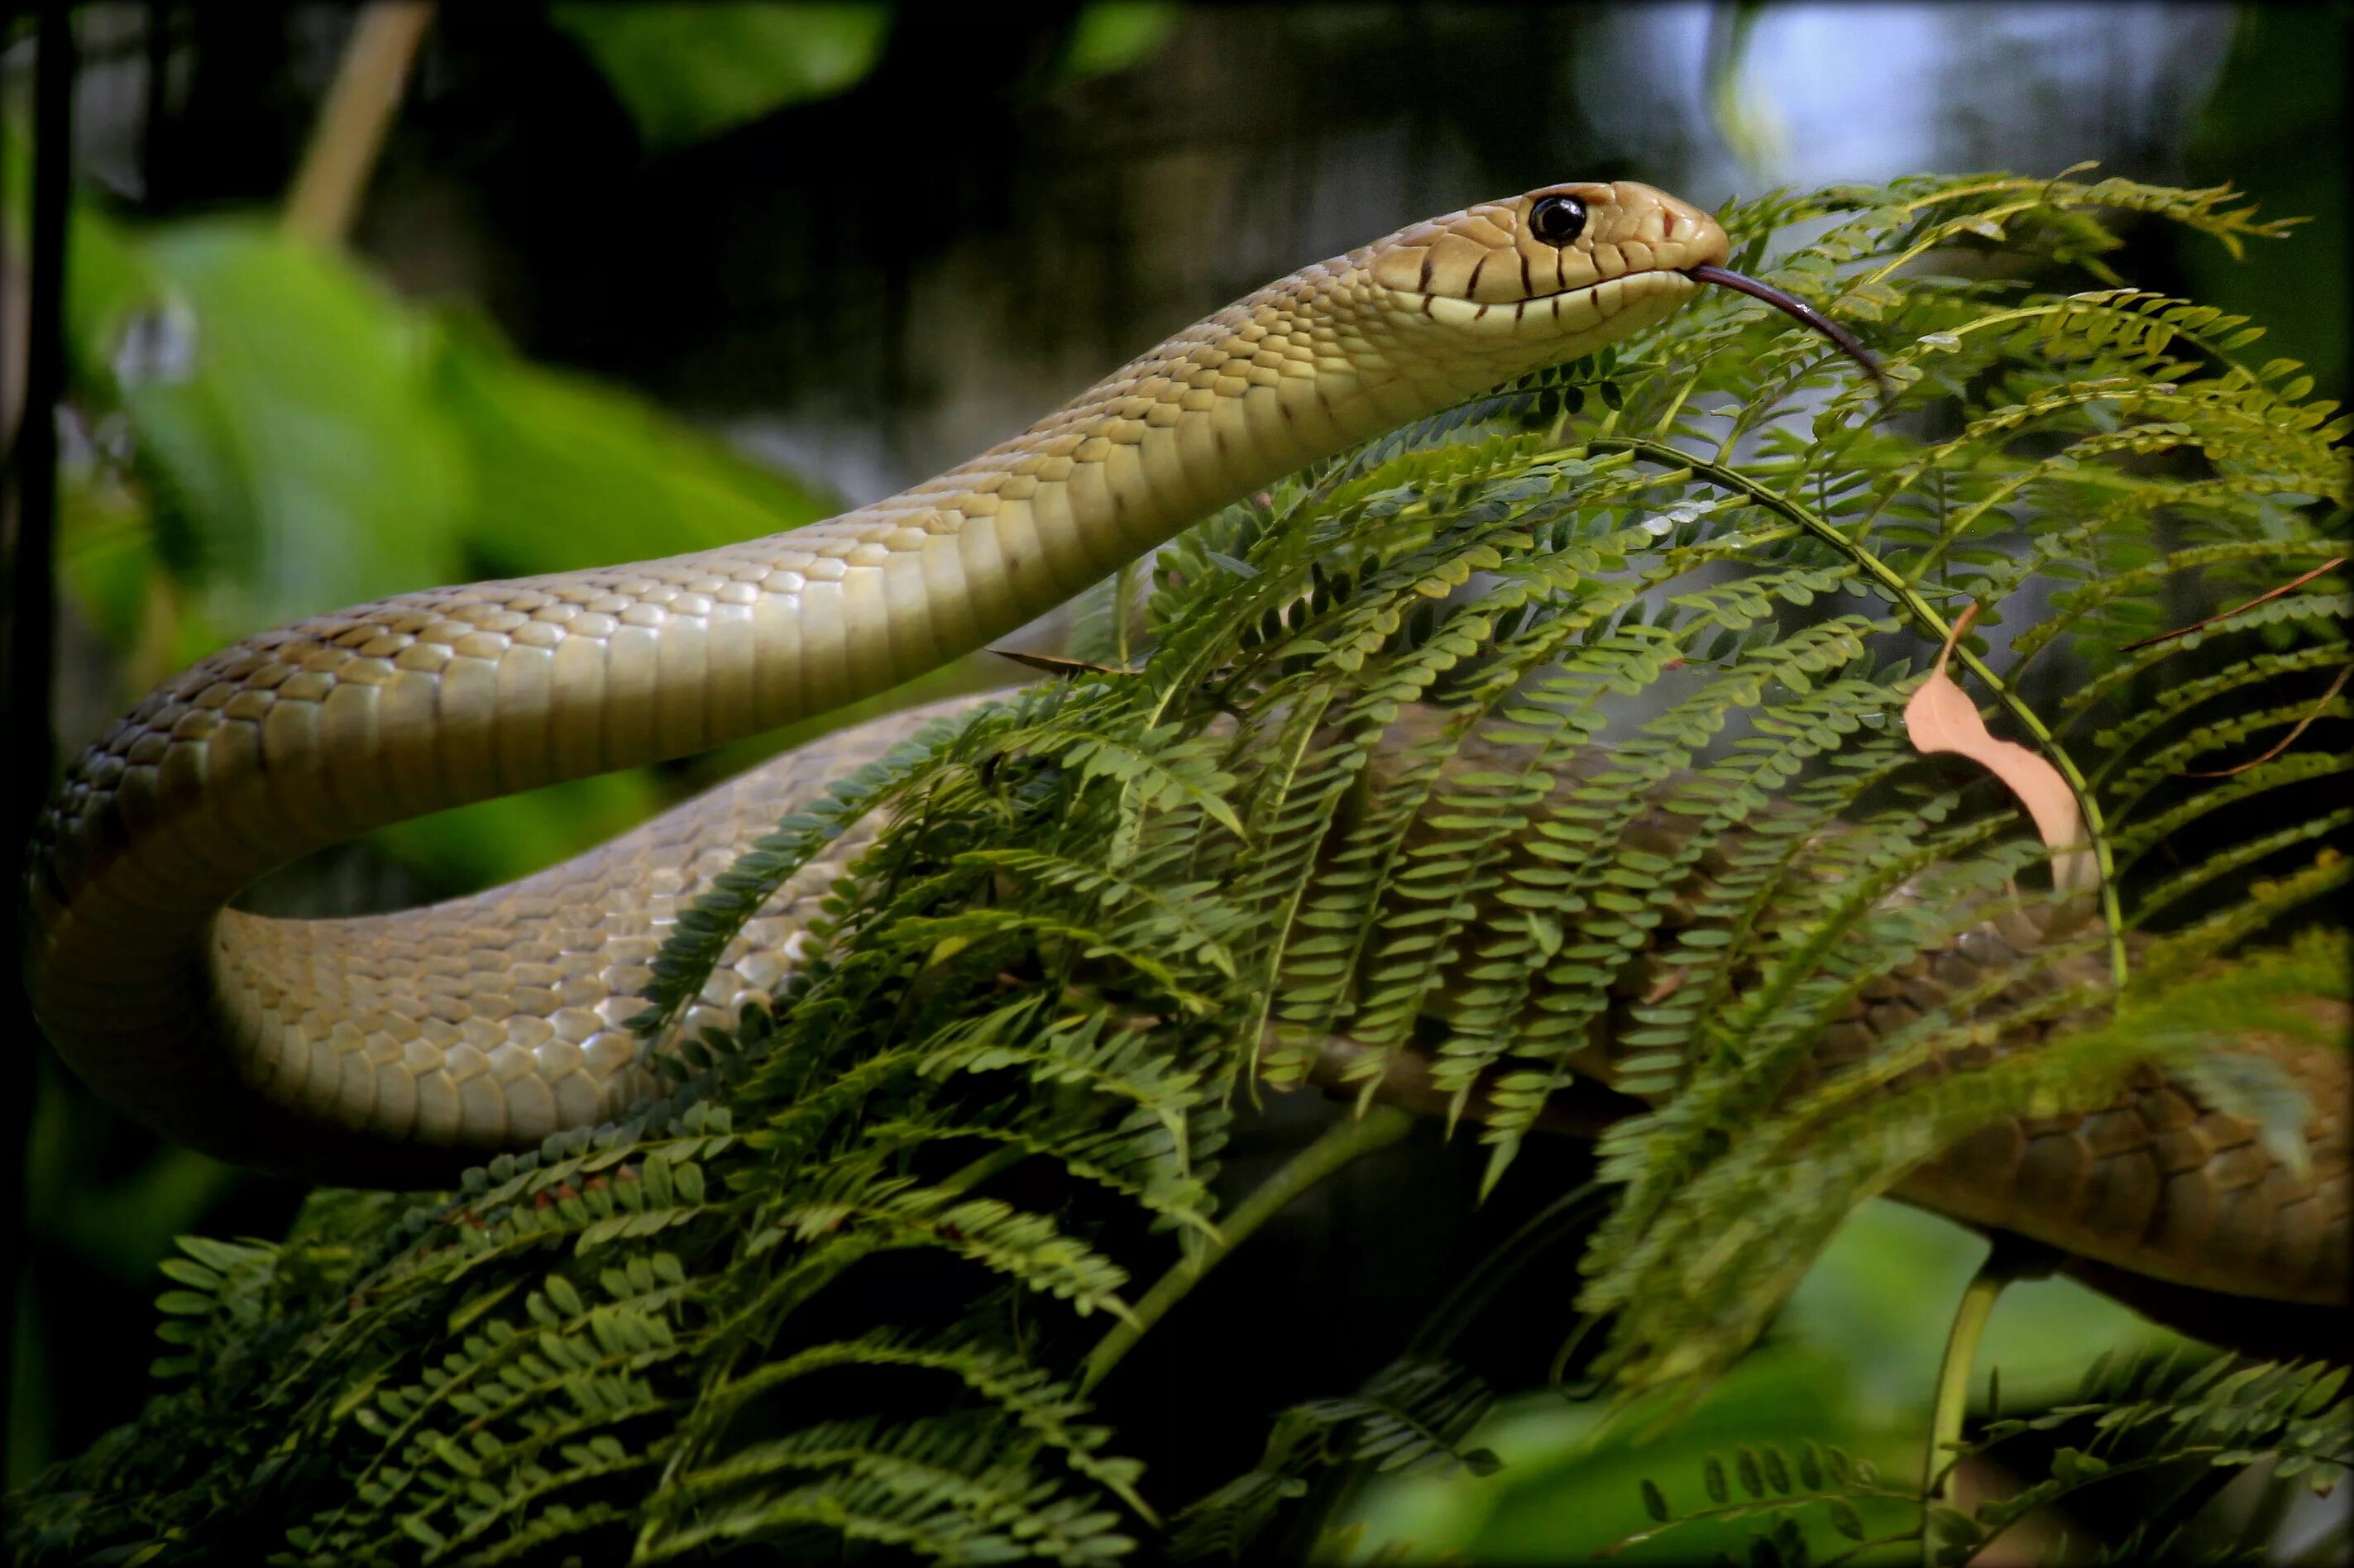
[1687,263,1892,401]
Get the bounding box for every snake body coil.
[22,183,2345,1311]
[28,183,1728,1177]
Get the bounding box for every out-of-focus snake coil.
[22,182,2345,1313]
[1340,718,2346,1311]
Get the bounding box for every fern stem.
[1581,434,2129,989]
[1407,1182,1605,1357]
[1079,1104,1414,1394]
[1921,1242,2042,1566]
[1113,559,1137,668]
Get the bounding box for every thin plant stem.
[285,1,436,248]
[1406,1182,1605,1358]
[1925,1270,2006,1503]
[2122,557,2347,652]
[1921,1243,2043,1567]
[1080,1104,1414,1394]
[1112,559,1136,668]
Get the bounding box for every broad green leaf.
[50,203,838,894]
[430,313,835,577]
[74,220,471,657]
[550,2,892,151]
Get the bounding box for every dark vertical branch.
[2,0,74,1485]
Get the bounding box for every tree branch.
[284,1,436,249]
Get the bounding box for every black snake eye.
[1529,194,1588,246]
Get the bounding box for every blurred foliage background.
[1,2,2344,1558]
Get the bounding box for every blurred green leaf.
[1341,1202,2178,1564]
[1057,2,1180,84]
[87,222,472,653]
[51,471,154,654]
[1776,1203,2178,1422]
[1703,2,1785,179]
[1346,1345,1908,1565]
[430,312,836,577]
[550,2,893,151]
[51,198,838,894]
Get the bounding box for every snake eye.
[1529,194,1588,247]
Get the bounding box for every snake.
[23,181,2345,1317]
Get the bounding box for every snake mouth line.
[1686,262,1892,399]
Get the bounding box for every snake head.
[1364,180,1730,353]
[1361,180,1886,396]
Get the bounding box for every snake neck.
[30,256,1682,938]
[24,239,1692,1162]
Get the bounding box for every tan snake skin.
[22,182,2346,1312]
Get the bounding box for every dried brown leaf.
[1905,605,2096,892]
